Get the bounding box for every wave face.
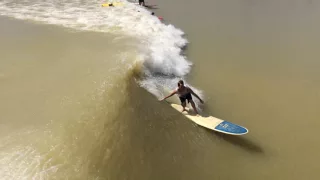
[0,1,204,179]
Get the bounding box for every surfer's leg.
[181,102,187,112]
[179,97,187,112]
[190,100,199,115]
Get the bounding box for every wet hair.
[178,80,184,87]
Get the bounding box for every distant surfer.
[139,0,145,6]
[160,80,204,115]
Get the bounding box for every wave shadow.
[144,5,159,9]
[209,129,264,154]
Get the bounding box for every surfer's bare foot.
[182,108,187,112]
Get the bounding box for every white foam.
[0,0,202,99]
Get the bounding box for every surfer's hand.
[159,98,165,101]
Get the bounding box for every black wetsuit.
[139,0,144,4]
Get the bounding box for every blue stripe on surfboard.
[215,121,248,134]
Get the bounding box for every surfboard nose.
[215,121,249,135]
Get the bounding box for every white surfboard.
[169,103,248,135]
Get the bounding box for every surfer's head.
[178,80,184,87]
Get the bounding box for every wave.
[0,0,202,99]
[0,1,206,178]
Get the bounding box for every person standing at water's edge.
[160,80,204,115]
[139,0,145,6]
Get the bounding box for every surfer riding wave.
[160,80,204,115]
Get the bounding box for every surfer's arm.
[160,90,177,101]
[188,88,204,103]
